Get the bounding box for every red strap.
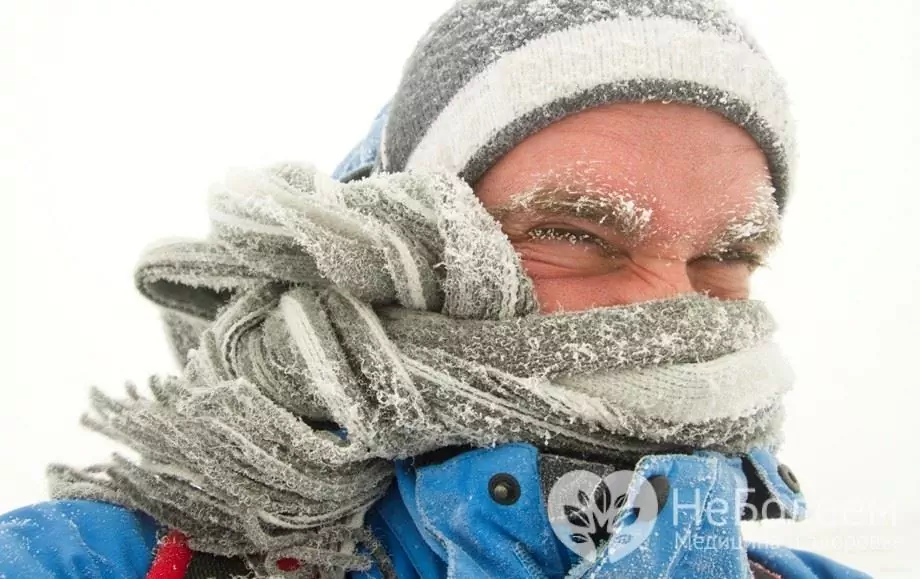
[146,530,194,579]
[275,558,302,572]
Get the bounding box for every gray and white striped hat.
[380,0,795,210]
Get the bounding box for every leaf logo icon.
[547,469,659,562]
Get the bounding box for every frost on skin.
[708,180,781,258]
[489,160,780,252]
[488,159,780,270]
[488,161,656,244]
[615,175,784,283]
[490,188,655,243]
[488,170,780,284]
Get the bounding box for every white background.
[2,1,917,576]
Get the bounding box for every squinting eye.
[514,226,627,274]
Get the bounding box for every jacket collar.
[389,443,804,578]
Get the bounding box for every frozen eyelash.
[705,250,767,268]
[527,227,600,245]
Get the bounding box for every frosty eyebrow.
[486,185,783,253]
[486,187,654,241]
[709,200,782,253]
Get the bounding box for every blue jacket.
[0,108,871,579]
[0,443,870,578]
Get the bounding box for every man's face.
[474,102,779,313]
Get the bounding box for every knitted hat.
[381,0,795,210]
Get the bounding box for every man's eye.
[697,250,766,270]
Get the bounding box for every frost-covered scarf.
[48,163,792,578]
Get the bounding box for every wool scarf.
[48,163,791,578]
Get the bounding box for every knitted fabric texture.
[48,164,790,578]
[382,0,795,210]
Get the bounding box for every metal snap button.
[777,463,800,493]
[488,473,521,505]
